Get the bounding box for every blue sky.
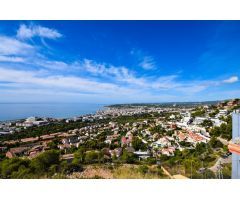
[0,21,239,103]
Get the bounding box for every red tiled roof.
[20,137,39,143]
[188,131,204,142]
[177,131,187,141]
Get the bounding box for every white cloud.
[152,75,180,89]
[139,56,155,70]
[80,59,214,92]
[0,55,25,63]
[1,65,235,103]
[81,59,147,86]
[0,36,34,56]
[17,24,62,40]
[0,67,135,96]
[34,60,69,70]
[130,49,156,70]
[1,25,238,103]
[0,66,184,103]
[83,59,107,74]
[223,76,238,83]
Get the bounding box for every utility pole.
[202,161,205,179]
[178,161,180,174]
[217,161,223,179]
[191,160,193,179]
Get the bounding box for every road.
[209,155,231,173]
[161,166,173,179]
[217,137,229,145]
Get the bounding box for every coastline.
[0,103,107,122]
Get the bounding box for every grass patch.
[113,164,169,179]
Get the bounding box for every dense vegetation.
[0,150,82,178]
[201,119,213,128]
[0,121,90,142]
[160,140,229,178]
[210,116,232,140]
[131,137,147,151]
[209,109,219,117]
[191,108,206,117]
[0,145,145,178]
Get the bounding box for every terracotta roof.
[10,146,29,154]
[40,135,55,140]
[21,137,39,143]
[177,131,187,141]
[188,131,204,142]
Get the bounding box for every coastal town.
[0,99,239,178]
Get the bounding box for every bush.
[145,157,156,165]
[210,116,232,140]
[64,163,83,174]
[205,169,216,179]
[121,150,137,164]
[209,137,223,149]
[84,151,103,164]
[138,165,148,174]
[222,163,231,179]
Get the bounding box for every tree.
[201,119,213,128]
[121,150,136,164]
[191,109,205,117]
[210,117,232,140]
[30,150,60,174]
[0,157,31,178]
[222,163,231,179]
[10,166,34,179]
[209,137,223,149]
[195,143,207,156]
[0,120,89,142]
[209,109,219,117]
[150,125,165,135]
[84,151,103,164]
[210,126,221,137]
[183,158,201,178]
[84,140,98,149]
[48,164,59,176]
[179,141,192,147]
[73,147,86,164]
[166,130,174,136]
[47,139,59,150]
[132,137,147,151]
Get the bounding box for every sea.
[0,103,106,122]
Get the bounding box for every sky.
[0,20,240,104]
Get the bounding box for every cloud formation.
[0,23,239,103]
[139,56,155,70]
[0,55,25,63]
[223,76,238,83]
[130,48,156,70]
[17,24,62,40]
[0,36,34,56]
